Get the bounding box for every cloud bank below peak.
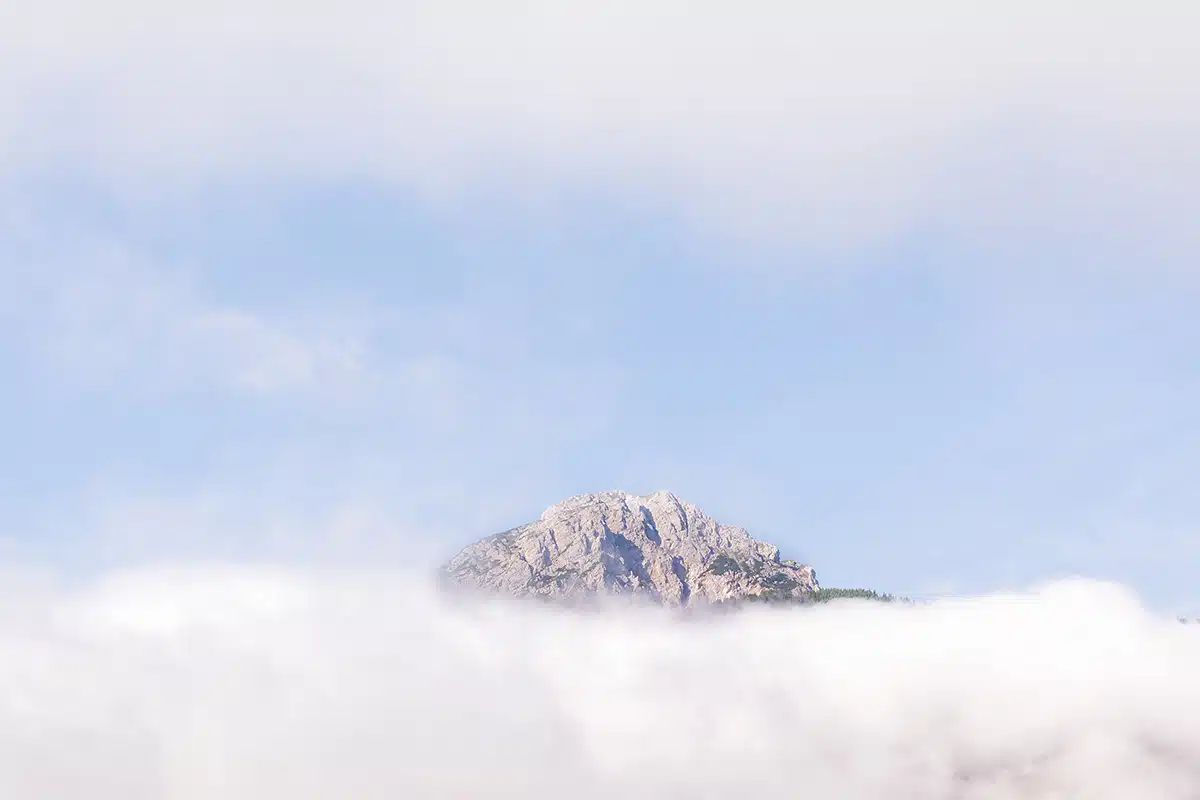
[1,568,1199,798]
[3,1,1198,259]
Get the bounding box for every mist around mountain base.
[0,566,1197,799]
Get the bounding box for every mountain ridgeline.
[442,491,899,607]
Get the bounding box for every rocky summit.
[442,490,819,606]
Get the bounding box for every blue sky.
[2,2,1198,610]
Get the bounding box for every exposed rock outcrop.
[442,490,818,606]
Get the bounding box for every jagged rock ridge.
[442,491,819,606]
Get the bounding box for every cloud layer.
[4,1,1198,256]
[2,568,1198,798]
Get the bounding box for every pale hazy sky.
[2,2,1198,610]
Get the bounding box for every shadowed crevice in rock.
[671,556,691,606]
[641,508,661,544]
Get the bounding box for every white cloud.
[84,490,435,565]
[1,1,1196,258]
[58,450,570,569]
[3,235,625,431]
[0,569,1197,797]
[28,248,372,396]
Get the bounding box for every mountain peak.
[444,491,818,606]
[539,490,683,522]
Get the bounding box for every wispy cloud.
[2,1,1196,259]
[36,249,370,396]
[82,488,437,566]
[2,231,625,438]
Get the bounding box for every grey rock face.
[442,491,819,605]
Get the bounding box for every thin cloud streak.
[2,1,1197,258]
[7,249,370,397]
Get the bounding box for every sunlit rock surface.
[443,490,818,605]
